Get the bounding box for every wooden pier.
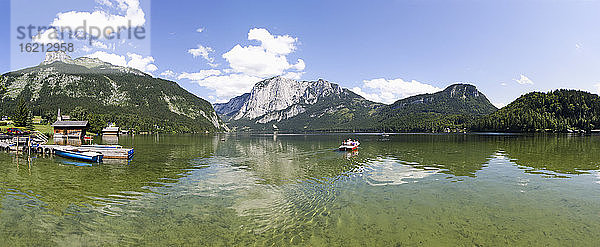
[0,142,14,151]
[0,137,34,152]
[39,145,134,160]
[1,142,134,160]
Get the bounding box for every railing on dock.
[2,141,134,160]
[31,131,49,144]
[1,132,134,161]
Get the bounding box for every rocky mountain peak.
[213,93,250,117]
[215,77,352,123]
[41,51,73,65]
[442,83,481,98]
[254,76,295,89]
[37,52,148,77]
[75,56,105,64]
[72,56,113,69]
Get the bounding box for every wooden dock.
[0,137,34,152]
[38,145,134,160]
[1,142,134,160]
[0,141,15,151]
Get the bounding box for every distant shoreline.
[215,131,596,136]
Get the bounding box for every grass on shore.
[0,123,54,137]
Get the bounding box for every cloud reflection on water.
[359,157,440,186]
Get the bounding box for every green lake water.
[1,134,599,246]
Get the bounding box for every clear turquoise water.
[0,134,599,246]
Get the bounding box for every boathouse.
[52,121,89,139]
[51,109,88,139]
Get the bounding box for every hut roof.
[52,121,89,127]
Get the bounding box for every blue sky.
[2,0,600,106]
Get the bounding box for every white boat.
[81,144,123,149]
[339,139,360,151]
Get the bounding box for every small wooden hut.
[52,121,89,139]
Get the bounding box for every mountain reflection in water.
[0,133,599,245]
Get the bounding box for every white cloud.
[32,28,64,44]
[351,78,441,104]
[514,74,534,85]
[49,0,145,40]
[126,52,157,73]
[196,27,204,33]
[85,51,158,73]
[223,45,289,77]
[91,40,109,49]
[282,71,304,80]
[247,28,297,55]
[221,28,304,77]
[492,102,506,108]
[180,28,306,101]
[80,45,93,53]
[595,83,600,95]
[160,70,177,78]
[500,82,507,86]
[351,87,387,103]
[178,70,222,81]
[86,51,127,66]
[187,73,262,100]
[96,0,114,7]
[188,44,216,66]
[290,59,305,71]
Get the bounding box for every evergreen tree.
[0,76,6,115]
[70,107,107,133]
[473,90,600,132]
[13,98,32,127]
[0,77,6,99]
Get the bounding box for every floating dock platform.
[37,145,134,160]
[1,142,134,160]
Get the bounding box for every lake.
[1,133,599,246]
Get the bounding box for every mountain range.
[215,77,497,132]
[0,51,225,133]
[4,52,597,134]
[214,77,382,131]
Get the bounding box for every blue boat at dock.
[54,149,103,163]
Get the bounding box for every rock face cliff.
[213,93,250,121]
[214,76,382,131]
[1,51,226,133]
[41,51,73,65]
[215,80,498,132]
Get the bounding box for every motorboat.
[339,139,360,151]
